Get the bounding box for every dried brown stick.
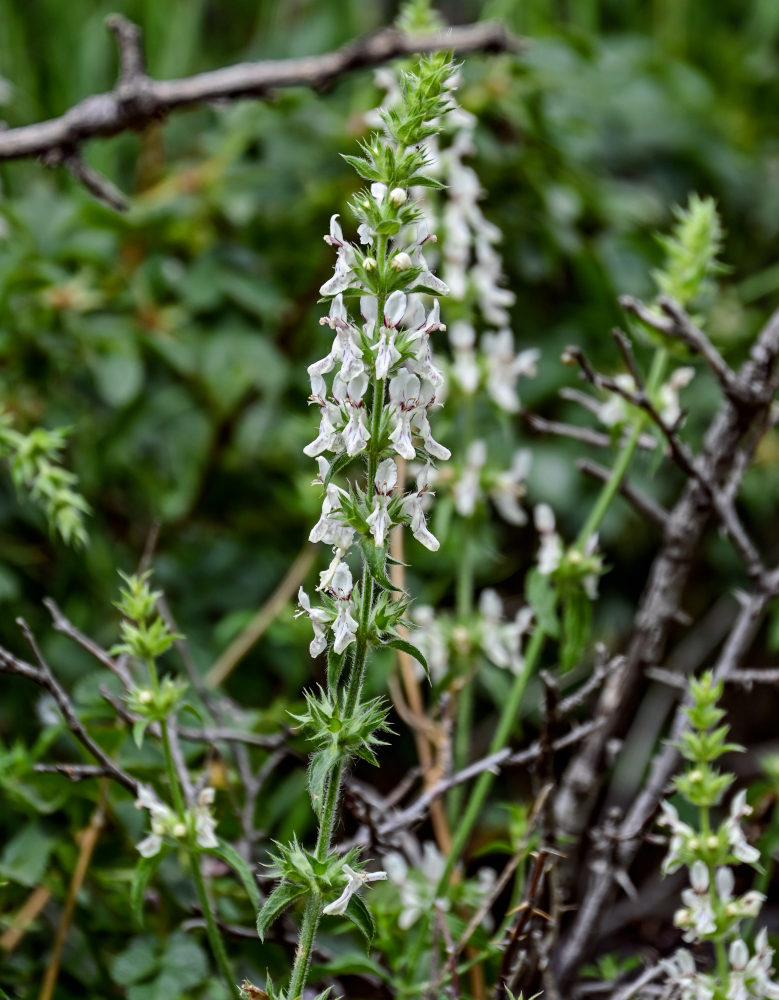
[554,306,779,983]
[0,15,522,208]
[0,628,138,795]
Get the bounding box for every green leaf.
[323,450,353,488]
[0,823,56,887]
[131,851,167,926]
[359,537,394,591]
[308,747,339,817]
[526,569,559,638]
[341,154,382,181]
[383,637,429,682]
[406,173,446,188]
[327,645,347,692]
[560,589,591,672]
[160,931,208,990]
[133,719,149,749]
[344,894,375,946]
[202,838,260,911]
[256,880,307,941]
[375,220,401,236]
[110,936,159,986]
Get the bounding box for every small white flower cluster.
[382,842,495,931]
[446,319,539,415]
[411,589,534,683]
[596,365,695,431]
[449,440,532,526]
[534,503,602,599]
[659,790,779,999]
[134,784,218,858]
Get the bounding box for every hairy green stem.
[190,853,242,1000]
[288,893,322,1000]
[288,234,390,1000]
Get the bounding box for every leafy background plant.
[2,2,779,999]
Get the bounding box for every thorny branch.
[0,15,522,209]
[553,299,779,986]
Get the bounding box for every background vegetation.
[2,2,779,998]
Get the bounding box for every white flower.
[658,800,696,874]
[453,439,486,517]
[482,330,538,413]
[330,564,358,654]
[134,785,177,857]
[449,320,480,394]
[535,503,563,575]
[321,215,359,296]
[366,458,398,547]
[401,464,440,551]
[725,790,761,865]
[479,589,533,674]
[389,370,421,460]
[296,587,330,658]
[322,864,387,916]
[193,786,218,850]
[489,449,531,525]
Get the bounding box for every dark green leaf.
[202,838,260,911]
[256,881,306,941]
[323,451,353,488]
[341,154,381,181]
[344,894,375,946]
[526,569,560,638]
[560,590,591,672]
[359,537,394,591]
[327,645,347,692]
[384,637,429,682]
[130,851,167,926]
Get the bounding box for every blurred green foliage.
[2,1,779,997]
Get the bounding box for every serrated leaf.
[327,645,347,692]
[202,838,260,911]
[407,173,446,188]
[560,590,591,672]
[344,894,375,946]
[131,850,167,926]
[526,568,559,638]
[341,154,381,181]
[256,881,306,941]
[384,637,429,682]
[359,537,394,591]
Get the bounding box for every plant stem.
[575,348,668,548]
[438,625,546,890]
[191,852,242,1000]
[288,893,322,1000]
[316,758,344,858]
[449,529,476,822]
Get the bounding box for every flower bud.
[389,187,407,206]
[391,252,413,271]
[138,688,153,705]
[173,822,188,839]
[364,257,378,272]
[705,834,719,850]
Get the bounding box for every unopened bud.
[391,252,413,271]
[138,688,153,705]
[561,350,576,366]
[706,834,719,850]
[364,257,377,272]
[173,822,188,839]
[688,768,704,783]
[389,187,407,206]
